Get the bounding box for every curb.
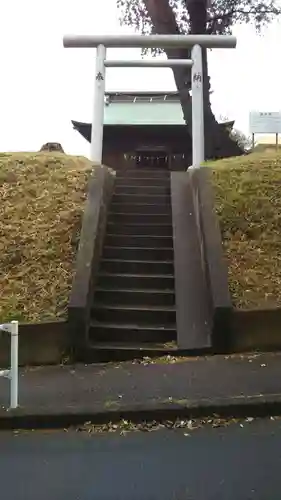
[1,395,281,430]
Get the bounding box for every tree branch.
[207,6,281,24]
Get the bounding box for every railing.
[0,321,19,409]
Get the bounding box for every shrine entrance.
[136,148,169,169]
[64,33,236,167]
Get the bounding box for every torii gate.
[63,34,236,167]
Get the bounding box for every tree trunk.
[201,50,243,158]
[143,0,243,160]
[142,1,193,131]
[187,0,243,158]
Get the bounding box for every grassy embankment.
[210,151,281,310]
[0,152,93,323]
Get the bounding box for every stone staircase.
[90,168,177,351]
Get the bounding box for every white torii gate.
[63,34,237,168]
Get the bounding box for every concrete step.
[112,193,170,204]
[115,177,170,187]
[110,203,171,215]
[114,185,170,196]
[102,246,174,261]
[116,169,170,178]
[92,304,176,324]
[94,288,175,307]
[106,222,173,236]
[88,342,180,361]
[89,321,176,343]
[100,259,174,275]
[108,212,172,225]
[97,273,175,290]
[105,234,173,248]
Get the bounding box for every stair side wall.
[68,165,116,356]
[189,167,232,351]
[171,172,212,350]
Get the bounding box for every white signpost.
[63,34,237,168]
[249,111,281,150]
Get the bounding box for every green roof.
[73,92,234,130]
[104,98,185,126]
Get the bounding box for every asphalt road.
[1,418,281,500]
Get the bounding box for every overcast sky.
[1,0,280,157]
